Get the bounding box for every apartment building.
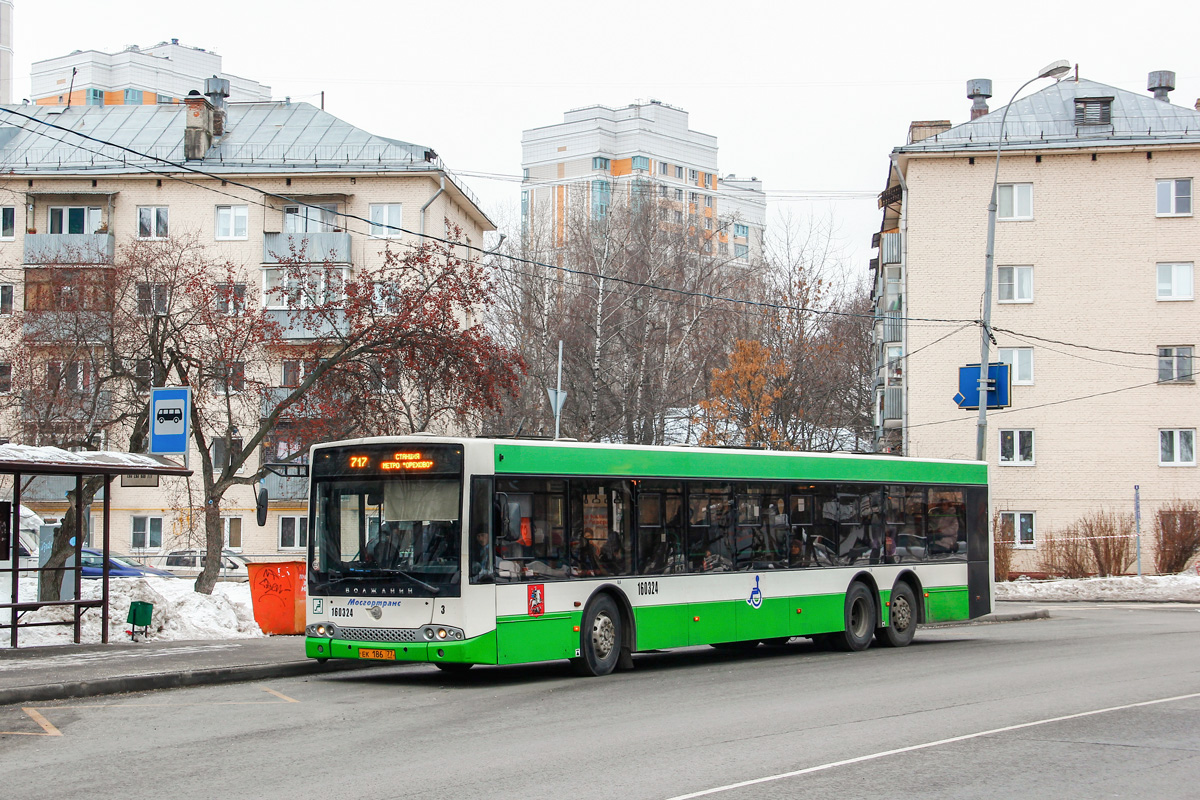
[870,70,1200,571]
[0,1,12,105]
[0,86,492,562]
[31,39,270,107]
[521,100,766,262]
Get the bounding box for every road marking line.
[261,686,299,703]
[663,691,1200,800]
[0,707,63,737]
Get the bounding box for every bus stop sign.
[954,363,1011,410]
[150,387,191,454]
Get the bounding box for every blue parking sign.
[150,387,191,455]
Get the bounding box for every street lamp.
[976,59,1071,462]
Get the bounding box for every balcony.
[263,232,351,264]
[881,310,902,343]
[22,311,113,343]
[881,387,903,428]
[880,232,901,265]
[264,309,349,340]
[264,472,308,502]
[24,234,115,265]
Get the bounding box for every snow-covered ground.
[2,576,262,648]
[997,574,1200,603]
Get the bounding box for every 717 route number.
[637,581,658,596]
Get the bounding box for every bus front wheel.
[876,582,918,648]
[573,593,622,677]
[833,582,876,652]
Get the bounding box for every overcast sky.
[14,0,1200,276]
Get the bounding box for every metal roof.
[0,101,488,221]
[0,444,191,477]
[897,79,1200,155]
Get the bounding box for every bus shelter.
[1,444,191,647]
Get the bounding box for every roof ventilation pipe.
[1148,71,1175,102]
[420,174,446,240]
[204,76,230,136]
[967,79,993,120]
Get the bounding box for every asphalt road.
[4,605,1199,800]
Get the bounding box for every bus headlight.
[306,623,337,638]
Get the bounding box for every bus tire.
[833,582,876,652]
[876,582,918,648]
[575,593,622,677]
[434,661,473,673]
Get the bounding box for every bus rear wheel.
[573,593,622,677]
[833,582,876,652]
[876,582,918,648]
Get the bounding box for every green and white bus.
[304,436,990,676]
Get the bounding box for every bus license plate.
[359,648,396,660]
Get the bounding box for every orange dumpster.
[248,561,307,635]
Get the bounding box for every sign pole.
[554,340,564,440]
[1134,484,1141,577]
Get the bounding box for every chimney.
[204,76,230,136]
[967,79,993,120]
[908,120,951,144]
[1148,71,1175,102]
[183,90,214,160]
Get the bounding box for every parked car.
[160,549,250,580]
[80,549,179,578]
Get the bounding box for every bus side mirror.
[256,485,268,527]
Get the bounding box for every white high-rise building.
[31,39,270,107]
[521,100,765,262]
[0,1,13,105]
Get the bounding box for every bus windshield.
[311,476,462,597]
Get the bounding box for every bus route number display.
[348,452,435,471]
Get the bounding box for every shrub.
[1039,510,1136,578]
[993,510,1015,582]
[1154,500,1200,574]
[1038,527,1092,579]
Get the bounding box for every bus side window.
[469,477,494,584]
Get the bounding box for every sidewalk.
[0,603,1049,706]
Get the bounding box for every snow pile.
[997,573,1200,603]
[2,576,263,648]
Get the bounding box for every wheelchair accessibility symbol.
[747,575,763,609]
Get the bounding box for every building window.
[136,282,170,315]
[1159,346,1194,383]
[1156,178,1192,216]
[1074,98,1112,125]
[49,206,102,235]
[1160,428,1196,466]
[674,211,683,224]
[998,511,1036,549]
[704,218,712,230]
[631,155,649,171]
[123,88,142,105]
[674,188,683,201]
[282,359,317,388]
[997,184,1033,220]
[0,363,10,393]
[591,180,611,219]
[688,169,698,182]
[263,266,346,309]
[214,282,246,316]
[47,361,92,393]
[675,166,684,179]
[999,429,1035,465]
[704,195,712,208]
[223,517,243,550]
[659,162,669,176]
[215,205,248,240]
[998,347,1033,384]
[156,94,172,104]
[658,185,668,198]
[0,206,13,239]
[886,345,902,386]
[592,156,610,171]
[998,266,1033,302]
[131,516,163,550]
[213,361,245,394]
[1157,263,1194,300]
[85,88,104,106]
[211,436,245,474]
[137,206,169,239]
[704,173,712,189]
[279,515,308,549]
[0,284,11,314]
[522,168,529,179]
[688,192,698,204]
[734,223,749,238]
[133,358,152,389]
[369,203,403,238]
[734,243,749,259]
[284,203,337,233]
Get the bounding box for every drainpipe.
[419,174,446,240]
[889,153,910,456]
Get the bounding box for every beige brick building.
[0,89,492,563]
[871,73,1199,572]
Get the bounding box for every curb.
[0,658,384,707]
[923,608,1050,628]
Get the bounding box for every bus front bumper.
[306,631,497,665]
